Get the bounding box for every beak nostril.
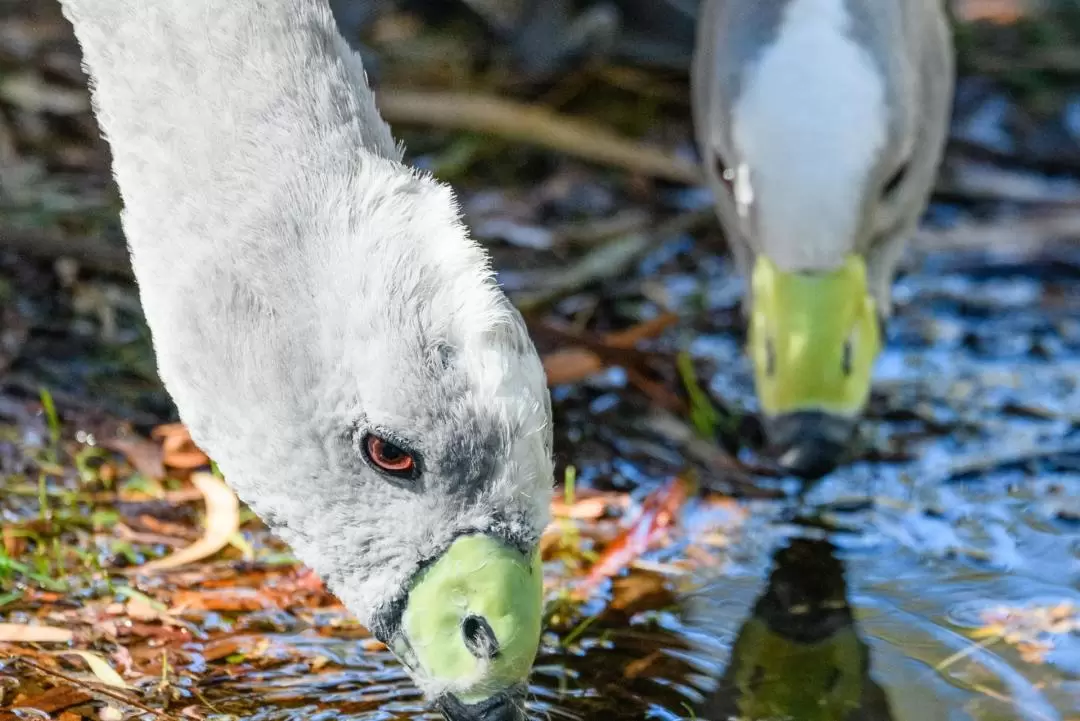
[462,614,500,660]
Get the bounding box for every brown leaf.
[8,684,92,714]
[200,637,250,662]
[953,0,1030,23]
[103,435,165,480]
[152,423,211,470]
[0,623,74,643]
[604,312,680,348]
[164,450,212,470]
[543,348,603,385]
[129,472,239,573]
[550,491,629,520]
[171,588,276,613]
[609,571,672,613]
[61,651,130,689]
[576,475,694,597]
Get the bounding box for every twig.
[375,89,704,185]
[948,137,1080,178]
[640,410,783,498]
[12,656,177,720]
[912,207,1080,255]
[512,209,712,313]
[934,633,1003,672]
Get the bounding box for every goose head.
[57,0,553,717]
[195,171,554,721]
[169,167,554,720]
[692,0,953,478]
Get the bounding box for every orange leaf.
[171,588,276,613]
[550,491,629,520]
[604,312,679,348]
[543,348,603,385]
[152,423,212,469]
[0,623,74,643]
[104,435,165,480]
[576,476,694,596]
[164,450,211,470]
[542,313,678,386]
[953,0,1029,23]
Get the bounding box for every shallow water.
[137,245,1078,721]
[2,3,1079,715]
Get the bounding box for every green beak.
[748,254,882,418]
[393,534,543,712]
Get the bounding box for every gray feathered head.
[58,0,554,718]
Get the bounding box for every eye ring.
[363,433,418,478]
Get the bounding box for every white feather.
[732,0,888,271]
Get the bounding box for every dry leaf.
[62,650,131,689]
[171,588,276,613]
[953,0,1030,23]
[550,491,629,520]
[7,685,92,714]
[152,423,211,470]
[0,623,74,643]
[542,314,679,386]
[104,435,165,480]
[130,472,239,573]
[543,348,603,385]
[576,475,694,597]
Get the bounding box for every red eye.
[364,434,416,476]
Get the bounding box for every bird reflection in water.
[696,537,894,721]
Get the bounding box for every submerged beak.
[766,411,856,480]
[747,255,881,479]
[436,686,528,721]
[383,533,543,721]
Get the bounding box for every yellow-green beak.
[747,254,881,478]
[392,534,543,720]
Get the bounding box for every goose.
[692,0,955,478]
[58,1,553,719]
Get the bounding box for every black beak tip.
[436,689,527,721]
[775,441,845,480]
[766,411,856,481]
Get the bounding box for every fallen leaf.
[543,348,603,385]
[541,314,680,386]
[623,650,663,680]
[953,0,1030,23]
[129,472,239,573]
[0,623,74,643]
[103,435,165,480]
[604,312,680,348]
[61,650,131,689]
[7,684,92,714]
[171,588,276,613]
[550,491,629,520]
[152,423,211,470]
[576,475,694,597]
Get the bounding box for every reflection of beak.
[381,534,542,721]
[766,411,856,480]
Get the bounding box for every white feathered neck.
[60,0,553,629]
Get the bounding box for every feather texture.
[59,1,554,683]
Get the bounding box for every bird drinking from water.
[692,0,955,479]
[58,1,553,719]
